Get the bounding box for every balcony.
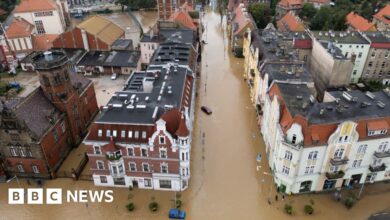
[374,151,390,158]
[369,164,387,172]
[330,157,349,166]
[326,170,345,179]
[106,154,122,161]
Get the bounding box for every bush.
[149,201,158,212]
[284,204,293,215]
[175,199,182,208]
[304,204,314,215]
[344,197,355,209]
[126,202,135,211]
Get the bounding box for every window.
[159,180,172,188]
[159,136,165,144]
[282,165,290,175]
[345,52,349,57]
[112,130,117,137]
[19,147,26,157]
[373,158,382,166]
[127,148,134,156]
[308,151,318,160]
[128,131,133,138]
[344,136,348,142]
[98,129,103,137]
[303,55,307,61]
[141,148,148,157]
[304,166,315,174]
[26,148,32,157]
[352,159,362,168]
[142,131,147,139]
[97,161,104,170]
[385,53,389,58]
[160,149,167,158]
[17,164,24,173]
[379,142,388,152]
[334,149,344,159]
[106,130,111,137]
[84,97,88,104]
[34,11,53,17]
[144,178,152,187]
[100,176,107,183]
[32,165,39,174]
[371,52,376,58]
[368,61,373,67]
[284,151,292,161]
[61,121,66,133]
[142,163,149,172]
[380,130,387,135]
[161,163,168,173]
[181,152,185,161]
[330,165,339,172]
[358,52,362,58]
[34,20,45,34]
[52,129,58,142]
[129,162,136,171]
[357,144,367,154]
[118,164,124,174]
[121,130,126,138]
[10,133,19,141]
[352,70,357,75]
[94,145,101,155]
[10,147,18,157]
[186,152,189,160]
[291,134,297,144]
[135,131,139,139]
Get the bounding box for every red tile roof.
[278,0,303,8]
[170,10,197,31]
[374,5,390,26]
[14,0,57,13]
[367,121,389,131]
[161,108,181,135]
[293,39,312,49]
[277,11,305,32]
[6,17,34,38]
[232,5,254,36]
[346,12,376,32]
[33,34,59,51]
[176,114,189,137]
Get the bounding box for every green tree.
[299,3,317,20]
[310,6,332,30]
[359,1,374,19]
[249,3,271,29]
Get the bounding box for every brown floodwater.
[1,9,390,220]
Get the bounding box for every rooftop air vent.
[377,101,386,108]
[365,91,376,100]
[342,91,353,101]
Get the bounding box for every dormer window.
[98,129,102,137]
[291,134,297,144]
[159,136,165,144]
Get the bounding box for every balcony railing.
[374,151,390,158]
[330,157,349,166]
[325,170,345,179]
[369,163,387,172]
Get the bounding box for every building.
[84,60,196,190]
[361,32,390,85]
[262,81,390,194]
[373,5,390,31]
[0,50,98,178]
[276,0,303,20]
[140,25,196,67]
[311,31,370,84]
[170,9,197,31]
[346,12,377,32]
[13,0,69,35]
[243,24,314,126]
[277,11,305,32]
[4,17,35,58]
[229,3,255,57]
[306,0,331,9]
[157,0,195,20]
[53,16,124,51]
[76,50,141,75]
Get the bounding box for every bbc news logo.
[8,188,114,204]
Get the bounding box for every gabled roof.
[277,11,305,32]
[6,17,34,38]
[346,12,376,32]
[33,34,59,51]
[374,4,390,26]
[232,5,255,36]
[77,16,125,46]
[176,114,189,137]
[170,10,197,31]
[278,0,303,8]
[14,0,57,13]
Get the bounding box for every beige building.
[361,32,390,85]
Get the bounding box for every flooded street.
[1,9,390,220]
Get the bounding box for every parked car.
[256,153,262,163]
[111,73,118,80]
[169,209,186,219]
[201,106,212,115]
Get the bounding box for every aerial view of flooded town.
[0,0,390,219]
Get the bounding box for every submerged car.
[201,106,212,115]
[169,209,186,219]
[256,153,262,162]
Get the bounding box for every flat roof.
[149,42,193,66]
[312,31,369,44]
[95,64,193,124]
[77,50,140,68]
[141,28,195,45]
